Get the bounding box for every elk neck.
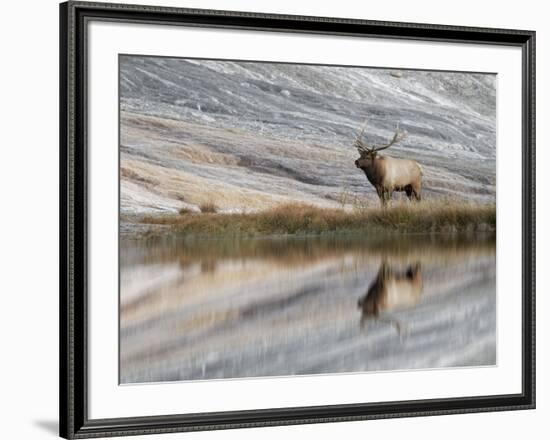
[360,155,386,186]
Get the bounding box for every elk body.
[357,262,423,334]
[354,121,423,205]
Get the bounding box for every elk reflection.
[358,261,423,336]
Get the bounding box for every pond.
[120,233,496,384]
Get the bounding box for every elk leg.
[412,185,422,201]
[405,186,414,201]
[378,189,390,206]
[375,187,386,207]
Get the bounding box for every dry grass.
[138,199,495,238]
[178,207,193,215]
[199,202,217,213]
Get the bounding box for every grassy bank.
[129,200,496,238]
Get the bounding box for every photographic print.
[119,55,496,384]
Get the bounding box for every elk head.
[354,120,407,169]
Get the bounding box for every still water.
[120,233,496,384]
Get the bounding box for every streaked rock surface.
[120,57,496,216]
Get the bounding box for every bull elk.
[354,120,423,205]
[357,261,423,336]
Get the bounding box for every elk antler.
[372,124,407,152]
[354,119,372,154]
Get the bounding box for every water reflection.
[120,233,496,384]
[358,262,423,336]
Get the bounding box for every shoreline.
[120,201,496,240]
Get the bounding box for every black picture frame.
[59,1,536,438]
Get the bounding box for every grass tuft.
[199,202,217,213]
[178,207,193,215]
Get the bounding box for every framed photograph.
[60,1,535,438]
